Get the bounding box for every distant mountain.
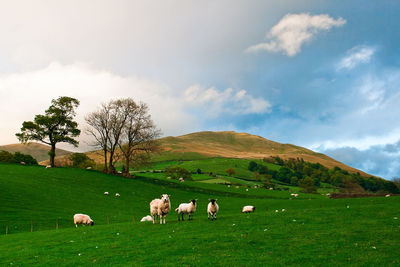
[36,131,372,177]
[157,131,372,177]
[0,143,72,162]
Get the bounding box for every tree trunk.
[108,151,115,174]
[103,148,108,173]
[123,157,130,177]
[49,143,56,167]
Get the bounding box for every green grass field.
[0,163,399,266]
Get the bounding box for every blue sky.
[0,1,399,179]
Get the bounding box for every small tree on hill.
[298,177,317,193]
[226,168,235,176]
[16,96,80,167]
[0,150,13,163]
[69,153,95,168]
[164,166,192,180]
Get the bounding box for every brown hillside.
[40,131,372,177]
[0,143,72,162]
[157,131,372,177]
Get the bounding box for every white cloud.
[246,13,346,56]
[338,46,376,70]
[184,84,271,116]
[0,62,197,150]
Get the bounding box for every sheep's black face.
[210,199,216,204]
[90,222,94,226]
[252,207,256,212]
[191,199,197,205]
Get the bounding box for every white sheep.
[385,194,391,197]
[242,205,256,213]
[45,165,51,169]
[290,193,299,198]
[86,166,92,170]
[140,215,153,222]
[150,194,171,224]
[207,199,219,220]
[73,214,94,228]
[20,161,25,165]
[175,199,197,221]
[115,193,120,197]
[104,192,109,195]
[179,177,184,182]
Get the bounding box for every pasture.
[0,164,399,266]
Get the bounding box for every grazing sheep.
[20,162,25,165]
[86,166,92,170]
[73,214,94,228]
[242,205,256,213]
[175,199,197,221]
[269,188,273,190]
[115,193,120,197]
[150,194,171,224]
[246,188,249,192]
[104,192,109,195]
[45,165,51,169]
[140,215,153,222]
[207,199,219,220]
[179,177,184,182]
[385,194,391,197]
[290,193,299,198]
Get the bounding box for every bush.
[298,177,317,193]
[69,153,95,168]
[12,152,38,165]
[0,150,13,163]
[226,168,235,176]
[164,166,192,180]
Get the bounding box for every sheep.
[207,199,219,220]
[242,205,256,213]
[385,194,391,197]
[104,192,109,195]
[179,177,184,182]
[175,199,197,221]
[86,166,92,170]
[290,193,299,198]
[45,165,51,169]
[115,193,120,197]
[140,215,153,222]
[150,194,171,224]
[73,214,94,228]
[20,161,25,165]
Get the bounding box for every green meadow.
[0,163,399,266]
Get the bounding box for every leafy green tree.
[164,166,192,180]
[298,177,317,193]
[16,97,80,167]
[196,168,202,174]
[248,161,258,172]
[12,152,38,165]
[0,150,13,163]
[69,153,95,168]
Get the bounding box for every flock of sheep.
[73,193,257,227]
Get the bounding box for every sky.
[0,0,399,180]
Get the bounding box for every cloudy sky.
[0,0,399,180]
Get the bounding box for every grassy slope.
[0,164,399,265]
[0,143,71,162]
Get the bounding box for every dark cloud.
[322,141,400,180]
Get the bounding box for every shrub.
[298,177,317,193]
[164,166,192,180]
[69,153,95,168]
[12,152,38,165]
[0,150,13,163]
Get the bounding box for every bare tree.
[86,98,160,175]
[117,100,160,176]
[85,102,112,173]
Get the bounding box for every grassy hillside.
[0,143,71,162]
[46,131,373,177]
[0,163,399,265]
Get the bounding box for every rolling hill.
[0,143,72,162]
[156,131,372,177]
[42,131,372,177]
